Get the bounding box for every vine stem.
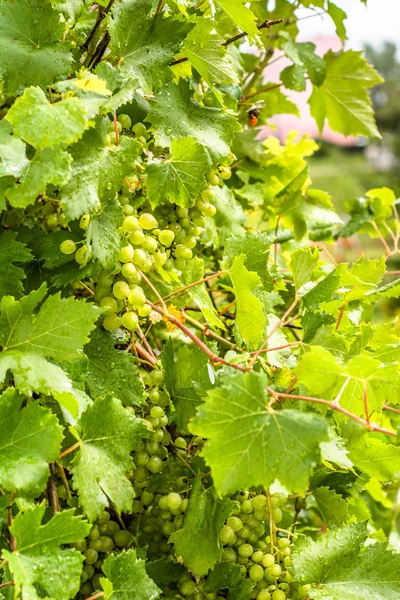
[383,404,400,414]
[249,298,299,367]
[81,0,116,51]
[137,268,168,314]
[147,301,247,372]
[133,341,157,366]
[159,270,228,304]
[249,341,302,355]
[84,593,104,600]
[267,387,397,437]
[58,441,82,459]
[170,18,283,66]
[0,582,13,590]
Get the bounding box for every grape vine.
[0,1,399,599]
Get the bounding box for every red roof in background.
[258,36,358,147]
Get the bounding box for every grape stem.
[47,464,59,513]
[147,301,248,372]
[0,582,13,589]
[58,441,82,459]
[137,268,168,314]
[133,341,157,366]
[84,593,104,600]
[267,387,397,437]
[159,270,228,304]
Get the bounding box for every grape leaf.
[345,427,400,483]
[182,257,225,329]
[85,327,145,407]
[229,255,267,350]
[313,486,348,528]
[0,351,80,418]
[205,562,254,600]
[0,231,32,298]
[0,0,73,95]
[6,148,71,209]
[86,200,123,269]
[71,394,148,521]
[163,338,214,433]
[0,388,63,495]
[109,0,192,94]
[309,50,383,138]
[190,371,328,495]
[292,521,400,600]
[214,0,259,43]
[0,284,100,361]
[169,473,235,576]
[0,120,28,178]
[147,82,241,162]
[145,557,185,586]
[2,505,90,600]
[296,347,400,416]
[280,33,326,86]
[327,2,347,41]
[60,119,141,220]
[6,87,89,149]
[146,137,211,208]
[183,20,239,101]
[289,247,319,292]
[225,232,273,290]
[101,549,161,600]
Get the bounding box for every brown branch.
[7,504,15,552]
[82,0,116,51]
[58,441,81,459]
[159,271,228,305]
[147,301,247,372]
[241,81,285,103]
[136,326,157,360]
[137,268,168,314]
[182,311,237,350]
[0,582,14,590]
[84,593,104,600]
[267,387,397,437]
[88,30,110,69]
[56,464,72,500]
[249,341,302,355]
[383,404,400,414]
[133,341,157,366]
[47,464,59,513]
[170,18,283,66]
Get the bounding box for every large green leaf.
[0,231,32,298]
[190,371,328,495]
[146,137,211,208]
[169,473,235,576]
[109,0,192,93]
[6,87,89,149]
[71,394,148,520]
[181,257,225,329]
[85,327,145,406]
[0,389,63,495]
[292,522,400,599]
[86,200,123,269]
[147,82,241,162]
[3,505,90,600]
[0,0,73,95]
[101,549,161,600]
[0,284,100,361]
[309,50,383,138]
[214,0,258,43]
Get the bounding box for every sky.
[298,0,400,50]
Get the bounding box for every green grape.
[104,521,119,536]
[123,215,140,232]
[147,456,163,473]
[158,495,168,510]
[153,251,167,267]
[249,564,264,582]
[284,556,292,568]
[119,244,134,263]
[92,574,102,591]
[227,516,243,532]
[174,258,186,270]
[121,262,138,280]
[74,540,87,552]
[150,406,165,419]
[193,215,206,228]
[220,525,235,544]
[175,244,192,260]
[129,229,146,246]
[218,166,232,180]
[118,113,132,129]
[252,550,264,563]
[99,296,117,316]
[60,239,76,255]
[262,554,275,568]
[273,493,288,507]
[180,580,196,596]
[128,286,146,307]
[238,543,253,558]
[84,549,98,565]
[46,214,59,228]
[139,213,158,230]
[133,248,148,268]
[103,314,122,331]
[272,508,283,524]
[138,304,152,317]
[269,564,282,577]
[175,437,186,449]
[80,582,93,596]
[254,509,268,521]
[207,169,219,186]
[272,591,286,600]
[132,122,147,137]
[241,499,254,514]
[158,229,175,247]
[98,536,114,553]
[132,500,144,512]
[97,511,111,524]
[187,225,202,236]
[136,451,149,466]
[145,440,160,455]
[88,526,100,541]
[121,311,139,331]
[109,131,118,144]
[183,235,197,249]
[252,495,267,510]
[113,281,130,299]
[79,214,90,229]
[143,236,158,252]
[124,204,135,215]
[258,592,271,600]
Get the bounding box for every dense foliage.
[1,0,400,599]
